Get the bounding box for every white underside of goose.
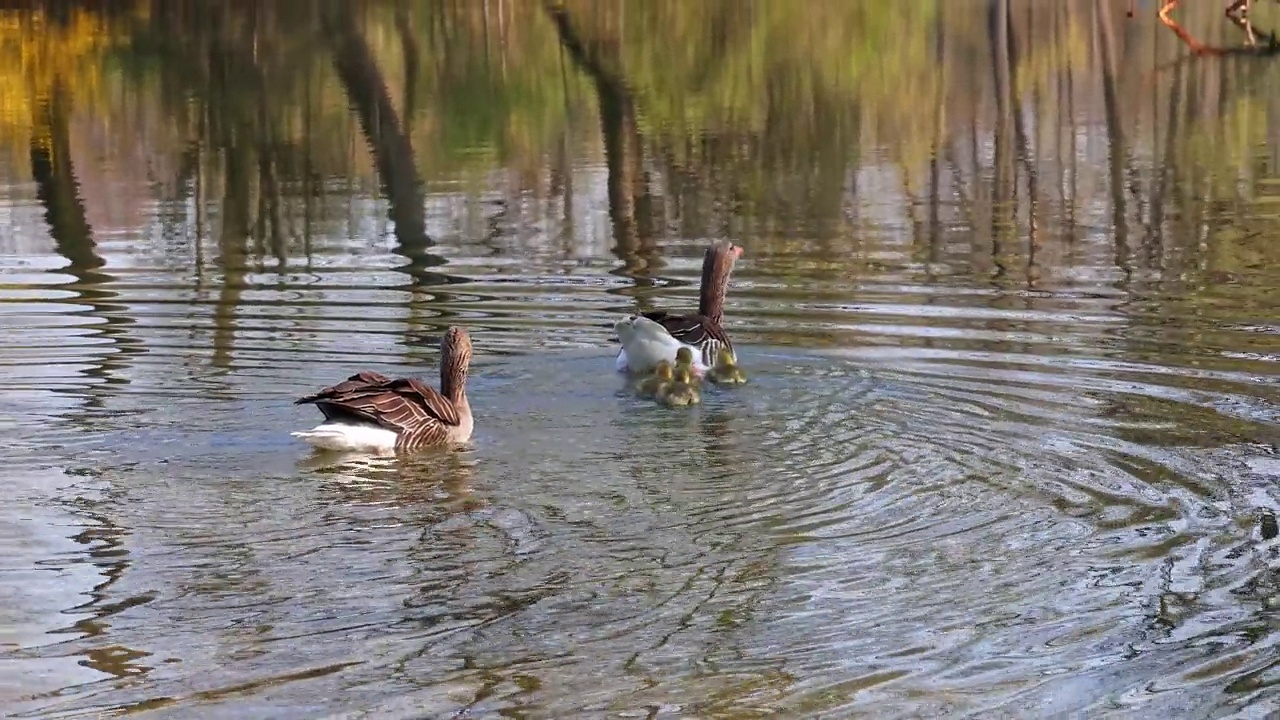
[292,423,398,454]
[614,315,712,375]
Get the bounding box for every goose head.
[440,326,473,402]
[698,241,744,323]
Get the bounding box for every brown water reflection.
[1,1,1279,717]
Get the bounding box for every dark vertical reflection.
[1150,57,1185,255]
[255,86,287,271]
[323,2,442,281]
[397,0,421,125]
[31,83,95,274]
[57,510,149,680]
[988,0,1015,280]
[544,2,660,283]
[1062,2,1079,236]
[926,5,946,265]
[199,4,252,372]
[1010,1,1039,286]
[213,99,251,372]
[1097,0,1132,280]
[30,77,142,407]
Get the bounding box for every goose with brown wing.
[292,327,474,453]
[615,240,744,375]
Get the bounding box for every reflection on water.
[1,0,1280,717]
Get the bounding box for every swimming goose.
[292,327,474,453]
[615,241,743,375]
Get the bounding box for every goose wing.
[296,371,460,437]
[642,310,733,349]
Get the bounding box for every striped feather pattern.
[638,241,743,369]
[295,327,473,453]
[641,310,735,367]
[295,372,460,451]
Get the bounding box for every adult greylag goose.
[292,326,474,453]
[614,241,743,375]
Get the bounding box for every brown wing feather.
[399,378,461,427]
[642,310,734,349]
[294,371,394,405]
[295,372,460,445]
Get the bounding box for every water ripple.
[3,153,1280,720]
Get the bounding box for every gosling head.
[675,347,694,365]
[716,347,736,366]
[654,361,674,380]
[673,365,694,384]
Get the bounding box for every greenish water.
[1,2,1280,718]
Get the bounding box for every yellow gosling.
[635,361,674,399]
[673,346,698,382]
[657,365,701,407]
[707,347,746,385]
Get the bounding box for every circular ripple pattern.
[2,221,1279,718]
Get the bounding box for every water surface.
[2,2,1280,718]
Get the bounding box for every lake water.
[1,2,1280,718]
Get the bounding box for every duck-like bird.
[634,360,675,399]
[706,346,747,385]
[657,363,701,407]
[292,326,474,453]
[615,241,744,375]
